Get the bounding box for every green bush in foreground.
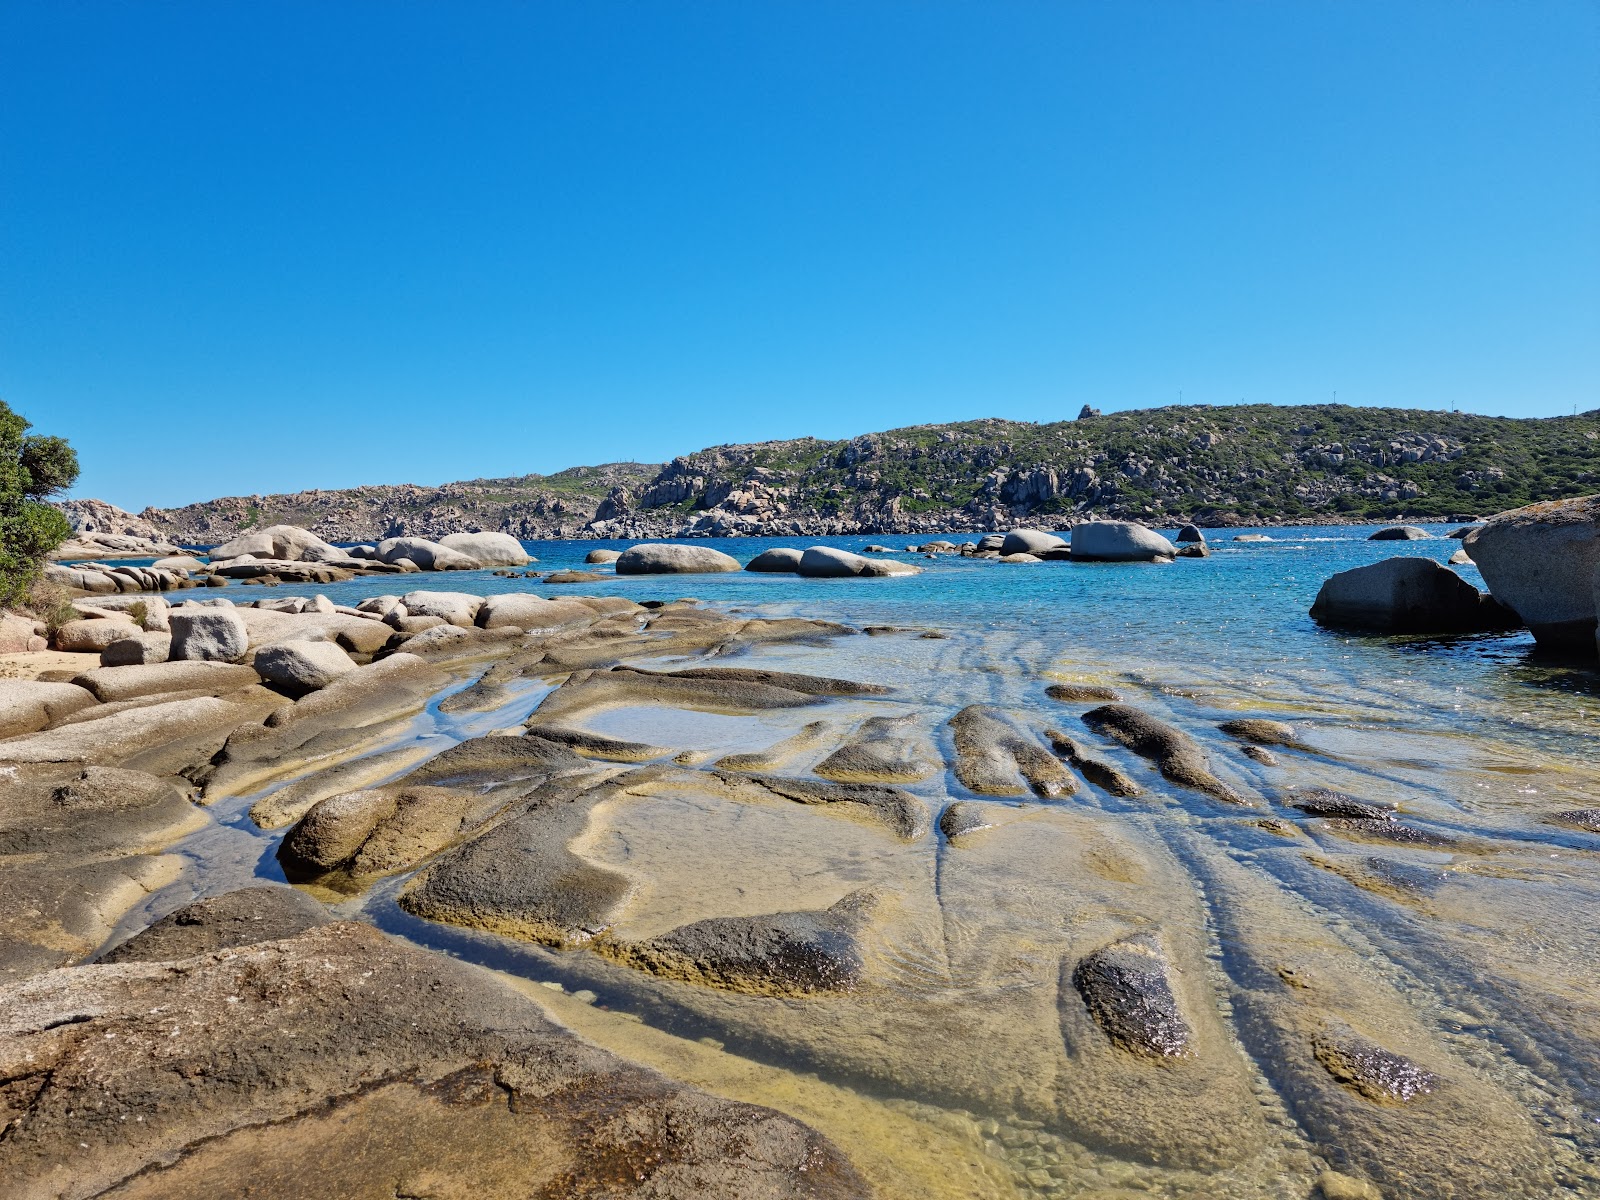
[0,399,79,608]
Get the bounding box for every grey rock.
[1175,523,1206,543]
[1368,525,1430,541]
[1071,933,1193,1057]
[253,640,357,694]
[169,609,250,662]
[399,589,484,627]
[53,618,141,653]
[1309,556,1517,633]
[98,885,332,962]
[438,530,531,566]
[798,546,872,577]
[100,632,172,666]
[1313,1023,1439,1103]
[1070,521,1177,562]
[71,661,261,703]
[0,680,98,739]
[615,543,742,574]
[584,547,623,564]
[1081,703,1245,803]
[745,547,805,572]
[1464,495,1600,653]
[1000,529,1067,556]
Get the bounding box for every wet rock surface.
[98,885,332,962]
[815,712,935,783]
[950,704,1074,797]
[1069,934,1193,1058]
[1081,703,1245,803]
[0,922,869,1200]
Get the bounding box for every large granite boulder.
[1309,556,1518,634]
[1463,496,1600,653]
[798,546,872,577]
[209,524,343,563]
[746,547,804,572]
[1175,523,1206,544]
[375,537,482,571]
[615,543,742,574]
[0,612,47,653]
[53,617,140,653]
[475,594,599,631]
[252,641,357,695]
[1070,521,1177,562]
[439,531,531,566]
[585,548,623,564]
[400,590,484,627]
[169,609,250,662]
[1000,529,1067,556]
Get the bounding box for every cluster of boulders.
[48,528,181,561]
[1311,496,1600,657]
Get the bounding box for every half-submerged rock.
[1069,521,1177,562]
[1309,556,1517,634]
[616,543,742,574]
[1070,933,1193,1057]
[949,704,1075,797]
[1080,703,1245,803]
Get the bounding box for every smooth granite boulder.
[976,534,1007,552]
[399,590,484,628]
[585,548,623,564]
[53,617,140,653]
[169,609,250,662]
[615,543,742,574]
[438,530,531,566]
[1309,556,1518,634]
[100,632,172,666]
[0,680,98,739]
[1175,523,1206,544]
[746,547,805,572]
[475,594,598,631]
[1070,521,1177,562]
[375,536,482,571]
[209,524,342,563]
[71,661,261,702]
[1000,529,1068,556]
[253,640,358,694]
[1369,525,1430,541]
[1463,495,1600,653]
[799,546,872,577]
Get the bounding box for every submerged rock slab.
[1080,704,1245,804]
[605,891,876,996]
[950,705,1074,798]
[1070,933,1193,1058]
[728,773,926,839]
[814,713,935,783]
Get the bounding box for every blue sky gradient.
[3,2,1596,511]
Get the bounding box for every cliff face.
[133,404,1600,543]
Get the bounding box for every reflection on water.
[113,523,1600,1198]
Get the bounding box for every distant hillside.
[134,404,1600,542]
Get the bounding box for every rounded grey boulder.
[169,609,250,662]
[1463,496,1600,654]
[798,546,870,577]
[253,640,358,694]
[1175,523,1206,544]
[1069,521,1176,562]
[1369,525,1430,541]
[999,529,1067,556]
[439,531,531,566]
[746,547,805,572]
[585,548,622,564]
[1309,556,1518,634]
[615,543,742,574]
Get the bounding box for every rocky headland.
[68,403,1600,545]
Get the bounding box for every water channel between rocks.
[94,525,1600,1200]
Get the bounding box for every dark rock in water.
[1288,788,1396,820]
[1175,543,1210,558]
[1447,525,1482,539]
[745,547,804,572]
[1241,745,1279,766]
[1070,933,1193,1058]
[608,891,875,997]
[1322,818,1458,848]
[1043,729,1141,797]
[1,922,870,1200]
[730,774,925,839]
[1081,704,1246,804]
[1219,718,1310,751]
[1309,556,1518,634]
[1175,523,1206,544]
[402,733,587,788]
[1548,808,1600,833]
[99,886,331,963]
[1310,854,1450,906]
[938,800,1000,841]
[1369,525,1430,541]
[1313,1023,1439,1103]
[1046,682,1123,703]
[1464,496,1600,655]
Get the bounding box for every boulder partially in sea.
[1369,525,1430,541]
[439,531,531,566]
[746,547,805,572]
[1175,524,1206,544]
[1463,495,1600,654]
[1310,556,1518,634]
[616,543,742,574]
[1000,528,1067,556]
[1070,521,1177,562]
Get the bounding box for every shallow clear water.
[110,523,1600,1198]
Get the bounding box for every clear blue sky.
[3,2,1596,511]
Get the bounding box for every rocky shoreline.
[2,496,1598,1198]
